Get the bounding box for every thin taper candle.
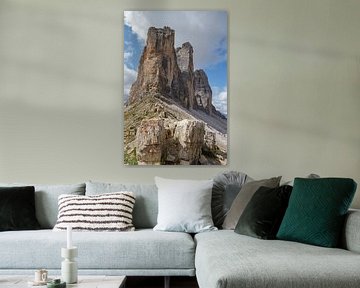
[67,225,72,248]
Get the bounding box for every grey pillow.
[0,183,85,228]
[86,181,158,229]
[212,171,250,228]
[283,173,320,186]
[222,176,281,230]
[153,177,217,233]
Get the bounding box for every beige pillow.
[222,176,281,230]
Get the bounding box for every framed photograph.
[124,11,227,165]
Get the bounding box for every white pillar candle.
[67,225,72,249]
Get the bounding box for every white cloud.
[124,11,227,69]
[124,64,137,101]
[212,86,227,116]
[124,51,133,61]
[124,11,151,42]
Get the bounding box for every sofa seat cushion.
[195,230,360,288]
[0,229,195,271]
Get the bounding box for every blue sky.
[124,11,228,115]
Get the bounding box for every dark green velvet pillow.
[0,186,41,231]
[277,178,357,247]
[234,185,292,239]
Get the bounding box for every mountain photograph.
[124,11,227,165]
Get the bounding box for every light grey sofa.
[0,181,360,288]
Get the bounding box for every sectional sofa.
[0,178,360,288]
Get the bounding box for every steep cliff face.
[176,42,194,109]
[129,26,182,104]
[194,69,212,115]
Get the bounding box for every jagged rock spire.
[129,26,182,104]
[176,42,194,109]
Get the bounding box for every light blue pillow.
[153,177,217,233]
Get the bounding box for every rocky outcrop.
[136,118,166,165]
[194,69,212,115]
[173,119,205,164]
[129,26,218,116]
[135,118,205,165]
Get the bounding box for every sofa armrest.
[342,209,360,253]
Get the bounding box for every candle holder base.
[61,247,78,284]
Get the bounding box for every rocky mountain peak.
[176,42,194,109]
[176,42,194,72]
[146,26,175,54]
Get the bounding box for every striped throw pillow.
[53,192,136,231]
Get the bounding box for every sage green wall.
[0,0,359,207]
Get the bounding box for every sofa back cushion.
[86,181,158,229]
[0,183,86,229]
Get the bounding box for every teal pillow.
[277,177,357,247]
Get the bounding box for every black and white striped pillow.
[53,192,136,231]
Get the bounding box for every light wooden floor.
[126,276,199,288]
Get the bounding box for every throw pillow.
[212,171,250,228]
[0,186,41,231]
[86,181,158,229]
[222,176,281,230]
[277,178,357,248]
[234,185,293,239]
[153,177,217,233]
[283,173,320,186]
[53,192,136,231]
